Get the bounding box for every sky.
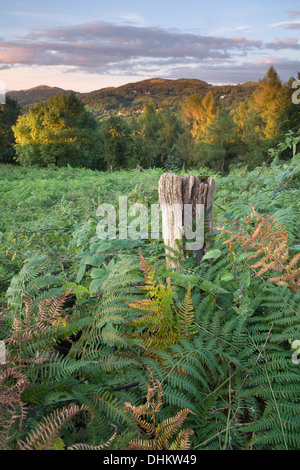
[0,0,300,92]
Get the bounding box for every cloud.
[269,20,300,30]
[287,11,300,18]
[211,25,251,35]
[0,20,263,72]
[266,38,300,50]
[285,23,300,30]
[117,13,147,27]
[167,58,300,84]
[0,20,299,84]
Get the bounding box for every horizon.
[7,76,261,94]
[1,1,300,92]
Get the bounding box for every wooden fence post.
[158,173,215,269]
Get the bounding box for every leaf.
[199,280,229,294]
[90,268,105,279]
[91,242,113,253]
[201,249,222,261]
[90,254,105,267]
[240,271,251,288]
[221,272,235,282]
[89,277,104,293]
[76,265,86,283]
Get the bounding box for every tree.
[129,129,156,169]
[233,67,300,166]
[13,92,102,168]
[235,66,286,144]
[182,91,217,140]
[0,96,20,163]
[251,66,284,140]
[142,103,160,141]
[99,116,131,170]
[194,107,238,173]
[156,107,183,166]
[277,75,300,136]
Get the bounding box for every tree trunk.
[158,173,215,269]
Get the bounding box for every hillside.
[7,78,258,117]
[80,78,258,116]
[7,85,76,109]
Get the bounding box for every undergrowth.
[0,135,299,450]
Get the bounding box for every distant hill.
[7,85,76,109]
[7,78,258,117]
[80,78,258,116]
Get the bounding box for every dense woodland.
[2,66,300,173]
[0,66,299,451]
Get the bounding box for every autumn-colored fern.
[67,425,117,450]
[0,368,31,450]
[216,207,300,292]
[7,289,75,363]
[126,250,196,352]
[124,374,194,450]
[18,404,91,450]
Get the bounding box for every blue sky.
[0,0,299,91]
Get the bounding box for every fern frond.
[67,425,117,450]
[17,404,91,450]
[124,374,194,450]
[216,207,300,292]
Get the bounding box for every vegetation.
[13,93,102,169]
[5,67,299,173]
[0,96,20,164]
[0,129,299,450]
[0,66,299,450]
[7,78,257,115]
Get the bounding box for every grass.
[1,155,299,300]
[0,164,164,299]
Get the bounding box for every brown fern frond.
[124,374,194,450]
[156,408,194,439]
[216,208,300,292]
[37,298,52,323]
[138,249,155,290]
[0,368,32,450]
[23,296,34,328]
[48,289,73,322]
[18,404,91,450]
[8,289,74,363]
[127,438,156,450]
[67,425,117,450]
[0,367,31,405]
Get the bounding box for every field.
[1,157,299,299]
[0,165,163,299]
[1,150,300,450]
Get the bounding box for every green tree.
[128,129,156,169]
[100,116,132,170]
[13,92,102,168]
[234,67,300,166]
[235,66,286,145]
[142,103,160,141]
[0,96,20,163]
[277,75,300,137]
[156,107,183,166]
[194,107,238,173]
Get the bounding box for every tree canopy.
[13,92,102,168]
[0,96,20,163]
[9,66,300,172]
